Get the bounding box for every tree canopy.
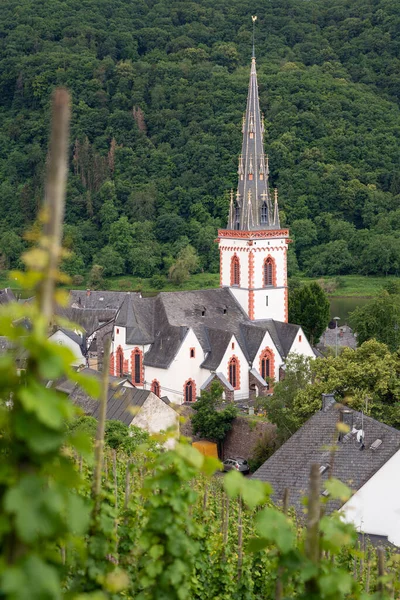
[289,282,330,344]
[1,0,400,279]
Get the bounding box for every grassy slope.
[1,269,394,298]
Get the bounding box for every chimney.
[339,409,353,431]
[321,393,335,412]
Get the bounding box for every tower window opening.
[249,173,253,180]
[231,255,240,286]
[263,257,275,287]
[260,173,264,180]
[235,205,240,229]
[261,202,268,224]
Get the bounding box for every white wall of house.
[131,393,179,448]
[253,286,286,322]
[341,449,400,547]
[215,334,249,400]
[144,328,208,404]
[287,327,315,359]
[49,330,85,367]
[251,330,282,381]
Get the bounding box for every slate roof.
[252,401,400,518]
[69,290,136,310]
[55,368,151,426]
[0,288,17,305]
[114,288,301,370]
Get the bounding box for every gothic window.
[263,256,276,287]
[260,202,268,224]
[151,380,160,396]
[184,379,195,402]
[228,357,240,389]
[231,255,240,286]
[131,348,143,385]
[260,348,274,389]
[117,346,124,377]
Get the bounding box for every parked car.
[222,457,250,474]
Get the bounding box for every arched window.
[116,346,124,377]
[260,202,268,224]
[263,256,276,287]
[260,348,274,389]
[184,379,196,402]
[228,356,240,390]
[151,380,160,397]
[131,348,143,385]
[230,255,240,287]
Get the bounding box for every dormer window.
[201,309,206,317]
[261,202,268,224]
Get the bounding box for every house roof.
[114,287,301,371]
[55,368,152,426]
[200,372,235,392]
[252,401,400,518]
[0,288,17,305]
[69,290,136,310]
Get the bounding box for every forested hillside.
[1,0,400,280]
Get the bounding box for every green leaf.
[1,555,61,600]
[254,507,295,554]
[223,470,271,509]
[66,493,91,535]
[14,412,64,453]
[19,382,72,430]
[324,478,352,502]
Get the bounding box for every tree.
[191,382,237,450]
[265,353,313,443]
[169,244,200,285]
[350,291,400,352]
[293,340,400,429]
[289,282,330,345]
[0,231,24,269]
[88,264,105,289]
[94,245,125,277]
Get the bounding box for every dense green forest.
[1,0,400,281]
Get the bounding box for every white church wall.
[229,287,249,316]
[253,287,286,322]
[220,239,249,289]
[49,330,86,367]
[144,329,208,404]
[215,335,249,400]
[340,449,400,547]
[252,330,281,381]
[287,327,315,358]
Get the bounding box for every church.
[109,51,315,404]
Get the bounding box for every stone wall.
[222,416,276,461]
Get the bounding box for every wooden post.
[275,488,289,600]
[124,461,131,511]
[377,547,385,596]
[305,464,321,595]
[91,340,110,517]
[40,89,70,321]
[237,497,243,581]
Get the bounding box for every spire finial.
[251,16,257,59]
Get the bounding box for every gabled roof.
[252,402,400,518]
[70,290,136,310]
[200,372,234,392]
[115,293,154,345]
[55,368,152,426]
[0,288,17,305]
[114,287,303,371]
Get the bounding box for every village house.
[252,393,400,547]
[54,367,179,444]
[107,52,315,403]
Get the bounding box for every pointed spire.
[226,18,279,231]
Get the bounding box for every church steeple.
[228,47,280,231]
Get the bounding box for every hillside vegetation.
[1,0,400,281]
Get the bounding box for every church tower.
[217,49,289,322]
